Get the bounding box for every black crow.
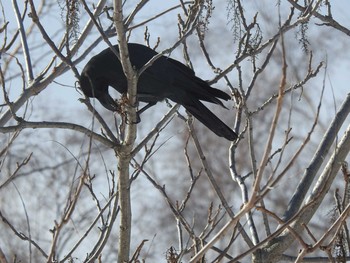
[79,43,237,141]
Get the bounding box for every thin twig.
[0,120,116,149]
[12,0,34,82]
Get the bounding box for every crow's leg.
[123,102,157,124]
[130,102,156,123]
[137,102,157,115]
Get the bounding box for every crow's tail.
[183,100,237,141]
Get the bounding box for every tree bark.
[113,1,138,262]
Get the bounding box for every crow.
[79,43,237,141]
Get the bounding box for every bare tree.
[0,0,350,262]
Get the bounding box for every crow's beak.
[98,93,119,111]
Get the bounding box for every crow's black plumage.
[79,43,237,141]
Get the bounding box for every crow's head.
[79,71,119,111]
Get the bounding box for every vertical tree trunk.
[113,1,138,262]
[117,152,132,263]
